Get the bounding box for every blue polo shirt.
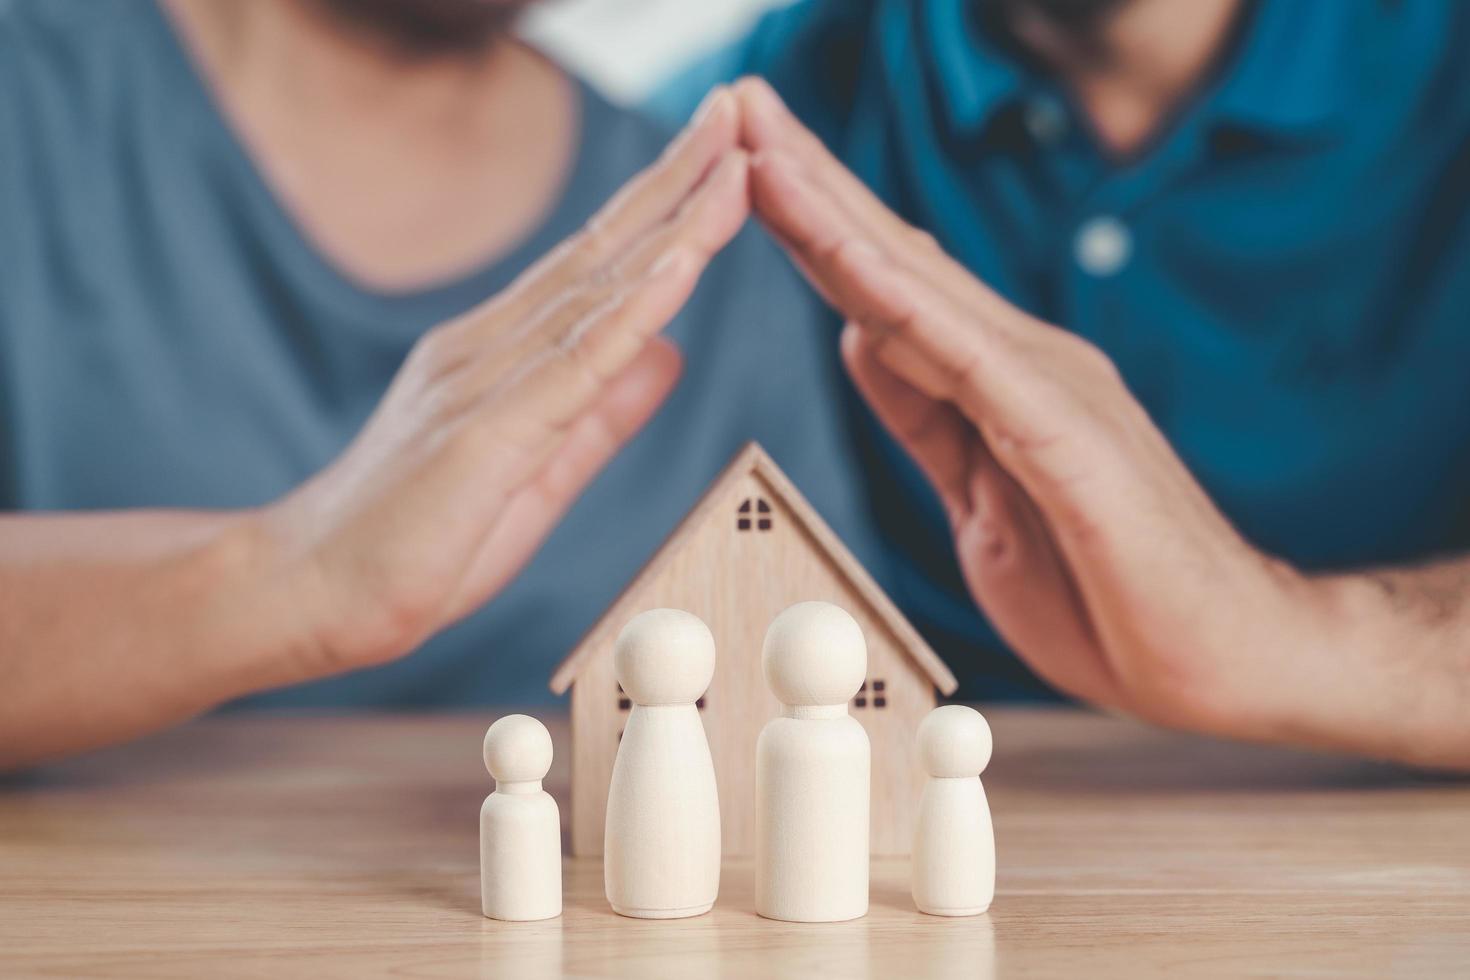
[655,0,1470,697]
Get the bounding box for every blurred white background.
[521,0,798,106]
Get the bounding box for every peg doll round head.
[917,705,993,778]
[483,714,554,785]
[613,608,716,706]
[761,600,867,707]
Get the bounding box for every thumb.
[840,322,972,524]
[953,455,1120,707]
[446,337,684,620]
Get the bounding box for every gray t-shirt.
[0,0,876,706]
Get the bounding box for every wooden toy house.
[549,442,958,856]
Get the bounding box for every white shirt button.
[1023,97,1068,145]
[1074,216,1132,277]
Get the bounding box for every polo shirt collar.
[918,0,1355,144]
[1205,0,1355,141]
[921,0,1028,137]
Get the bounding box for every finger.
[446,337,684,618]
[747,147,933,335]
[491,238,707,449]
[736,77,917,251]
[748,148,1014,405]
[845,312,1120,704]
[509,86,739,310]
[953,454,1120,706]
[839,322,971,522]
[605,148,752,280]
[846,250,1122,526]
[747,145,865,280]
[526,337,684,505]
[436,86,740,354]
[848,311,1119,704]
[830,232,1190,555]
[418,255,696,517]
[752,143,1025,340]
[754,153,1007,415]
[828,242,1069,448]
[739,78,988,305]
[467,150,748,395]
[830,250,1125,555]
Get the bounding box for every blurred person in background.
[654,0,1470,767]
[0,0,866,766]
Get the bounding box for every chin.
[316,0,537,56]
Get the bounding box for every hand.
[733,78,1360,750]
[258,88,749,682]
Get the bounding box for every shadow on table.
[990,730,1463,796]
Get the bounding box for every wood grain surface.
[1,708,1467,977]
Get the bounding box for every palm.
[842,331,1121,708]
[446,339,682,619]
[263,88,747,677]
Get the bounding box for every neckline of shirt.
[138,0,607,332]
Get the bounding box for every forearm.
[0,510,321,770]
[1295,558,1470,769]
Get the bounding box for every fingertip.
[839,320,868,366]
[665,86,737,168]
[839,325,881,400]
[839,323,900,416]
[733,75,787,148]
[690,84,734,130]
[593,337,685,444]
[645,334,686,378]
[602,337,683,424]
[733,74,774,99]
[829,238,910,330]
[733,75,784,119]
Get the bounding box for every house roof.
[548,442,958,696]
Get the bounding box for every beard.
[312,0,535,59]
[975,0,1132,62]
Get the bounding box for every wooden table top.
[1,708,1466,978]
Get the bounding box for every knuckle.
[402,377,454,431]
[406,353,487,423]
[406,326,460,377]
[809,228,851,269]
[952,340,988,390]
[906,227,940,255]
[570,220,614,273]
[1066,334,1122,382]
[549,327,606,392]
[372,588,442,661]
[887,295,923,337]
[945,354,981,404]
[583,261,622,292]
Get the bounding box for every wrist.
[1289,571,1470,768]
[183,509,338,700]
[248,497,438,686]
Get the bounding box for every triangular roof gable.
[549,442,957,696]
